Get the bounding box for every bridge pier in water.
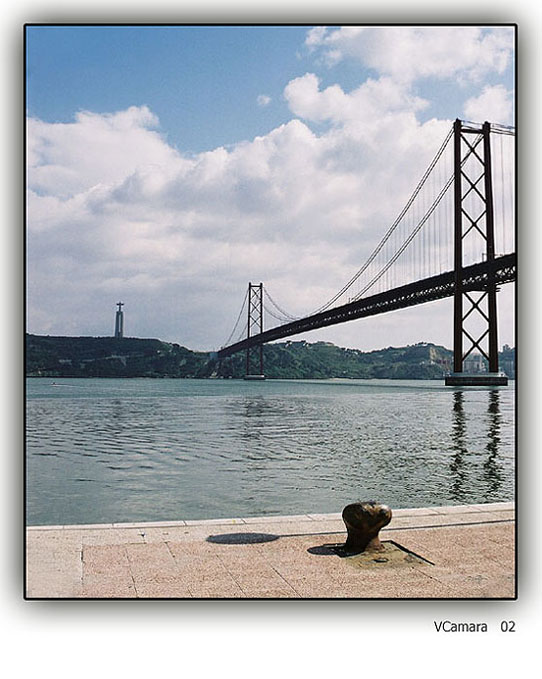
[244,282,266,380]
[446,120,508,387]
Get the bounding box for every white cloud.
[26,103,463,349]
[305,26,329,49]
[304,26,514,84]
[27,106,183,199]
[284,73,428,125]
[257,94,271,107]
[463,85,514,125]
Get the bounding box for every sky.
[25,24,516,352]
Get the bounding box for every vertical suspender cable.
[499,133,505,256]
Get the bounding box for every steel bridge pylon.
[244,282,266,380]
[446,119,507,386]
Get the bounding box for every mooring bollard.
[341,501,392,554]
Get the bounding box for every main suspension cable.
[353,172,455,300]
[222,287,249,348]
[263,288,300,321]
[311,125,454,314]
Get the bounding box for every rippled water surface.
[26,378,515,525]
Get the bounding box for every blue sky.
[26,25,516,351]
[26,25,514,152]
[27,26,321,153]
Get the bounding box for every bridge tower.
[446,119,506,386]
[114,301,124,339]
[244,282,265,380]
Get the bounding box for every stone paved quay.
[25,502,515,599]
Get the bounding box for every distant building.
[114,302,124,339]
[463,352,487,373]
[500,345,515,378]
[462,348,515,377]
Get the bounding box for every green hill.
[25,334,515,380]
[25,334,454,379]
[218,340,455,379]
[25,335,210,378]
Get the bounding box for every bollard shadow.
[206,532,280,545]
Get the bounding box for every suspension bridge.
[217,119,516,385]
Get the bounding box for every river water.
[25,377,515,526]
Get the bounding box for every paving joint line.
[25,502,515,532]
[209,518,515,542]
[383,518,514,531]
[270,563,300,596]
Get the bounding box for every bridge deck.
[218,253,516,358]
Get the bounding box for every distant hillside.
[219,340,454,380]
[25,334,515,380]
[25,335,210,379]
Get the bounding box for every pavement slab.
[25,502,515,599]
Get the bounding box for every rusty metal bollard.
[341,501,392,554]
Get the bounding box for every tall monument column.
[114,302,124,339]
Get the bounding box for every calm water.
[26,378,515,526]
